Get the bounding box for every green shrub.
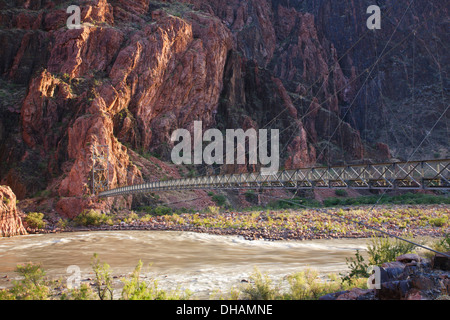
[240,268,279,300]
[367,236,416,266]
[121,260,191,300]
[341,250,370,284]
[343,236,416,284]
[285,269,365,300]
[245,190,258,202]
[429,216,448,227]
[91,254,114,300]
[423,234,450,259]
[322,193,449,207]
[138,206,153,213]
[212,194,226,206]
[154,206,172,216]
[0,263,49,300]
[126,211,139,222]
[74,210,108,226]
[140,214,153,223]
[239,267,365,300]
[24,212,47,229]
[56,218,68,229]
[323,197,343,207]
[335,189,348,197]
[207,206,220,215]
[64,283,96,300]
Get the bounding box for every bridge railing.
[98,159,450,197]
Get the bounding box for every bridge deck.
[98,159,450,197]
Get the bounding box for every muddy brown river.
[0,231,370,298]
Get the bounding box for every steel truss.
[98,159,450,197]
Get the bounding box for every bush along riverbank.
[0,235,448,300]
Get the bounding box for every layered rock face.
[0,186,27,237]
[0,0,446,216]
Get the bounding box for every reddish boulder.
[396,253,422,265]
[0,186,27,237]
[336,288,374,300]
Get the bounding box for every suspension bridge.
[91,0,449,258]
[97,159,450,198]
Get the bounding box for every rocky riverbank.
[320,253,450,300]
[26,204,449,242]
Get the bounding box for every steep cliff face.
[270,0,449,160]
[0,186,27,237]
[0,0,447,216]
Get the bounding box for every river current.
[0,231,370,298]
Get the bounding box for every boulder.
[0,185,27,237]
[377,280,411,300]
[396,253,421,265]
[431,252,450,271]
[336,288,374,300]
[410,275,435,291]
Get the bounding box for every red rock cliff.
[0,186,27,237]
[0,0,445,216]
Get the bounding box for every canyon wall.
[0,0,447,217]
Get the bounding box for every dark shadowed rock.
[432,252,450,271]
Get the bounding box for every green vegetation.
[3,197,10,205]
[367,236,417,266]
[33,189,52,198]
[206,206,220,215]
[0,263,49,300]
[24,212,47,229]
[154,206,172,216]
[284,269,366,300]
[240,268,279,300]
[121,260,191,300]
[335,189,348,197]
[0,255,190,300]
[245,190,258,202]
[423,234,450,259]
[342,236,416,284]
[91,253,114,300]
[429,216,449,227]
[265,197,321,209]
[211,194,227,206]
[130,204,449,241]
[322,192,450,207]
[137,205,195,216]
[74,209,109,227]
[237,267,367,300]
[0,260,364,300]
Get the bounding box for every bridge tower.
[91,144,110,195]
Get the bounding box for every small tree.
[7,263,49,300]
[24,212,47,229]
[91,254,114,300]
